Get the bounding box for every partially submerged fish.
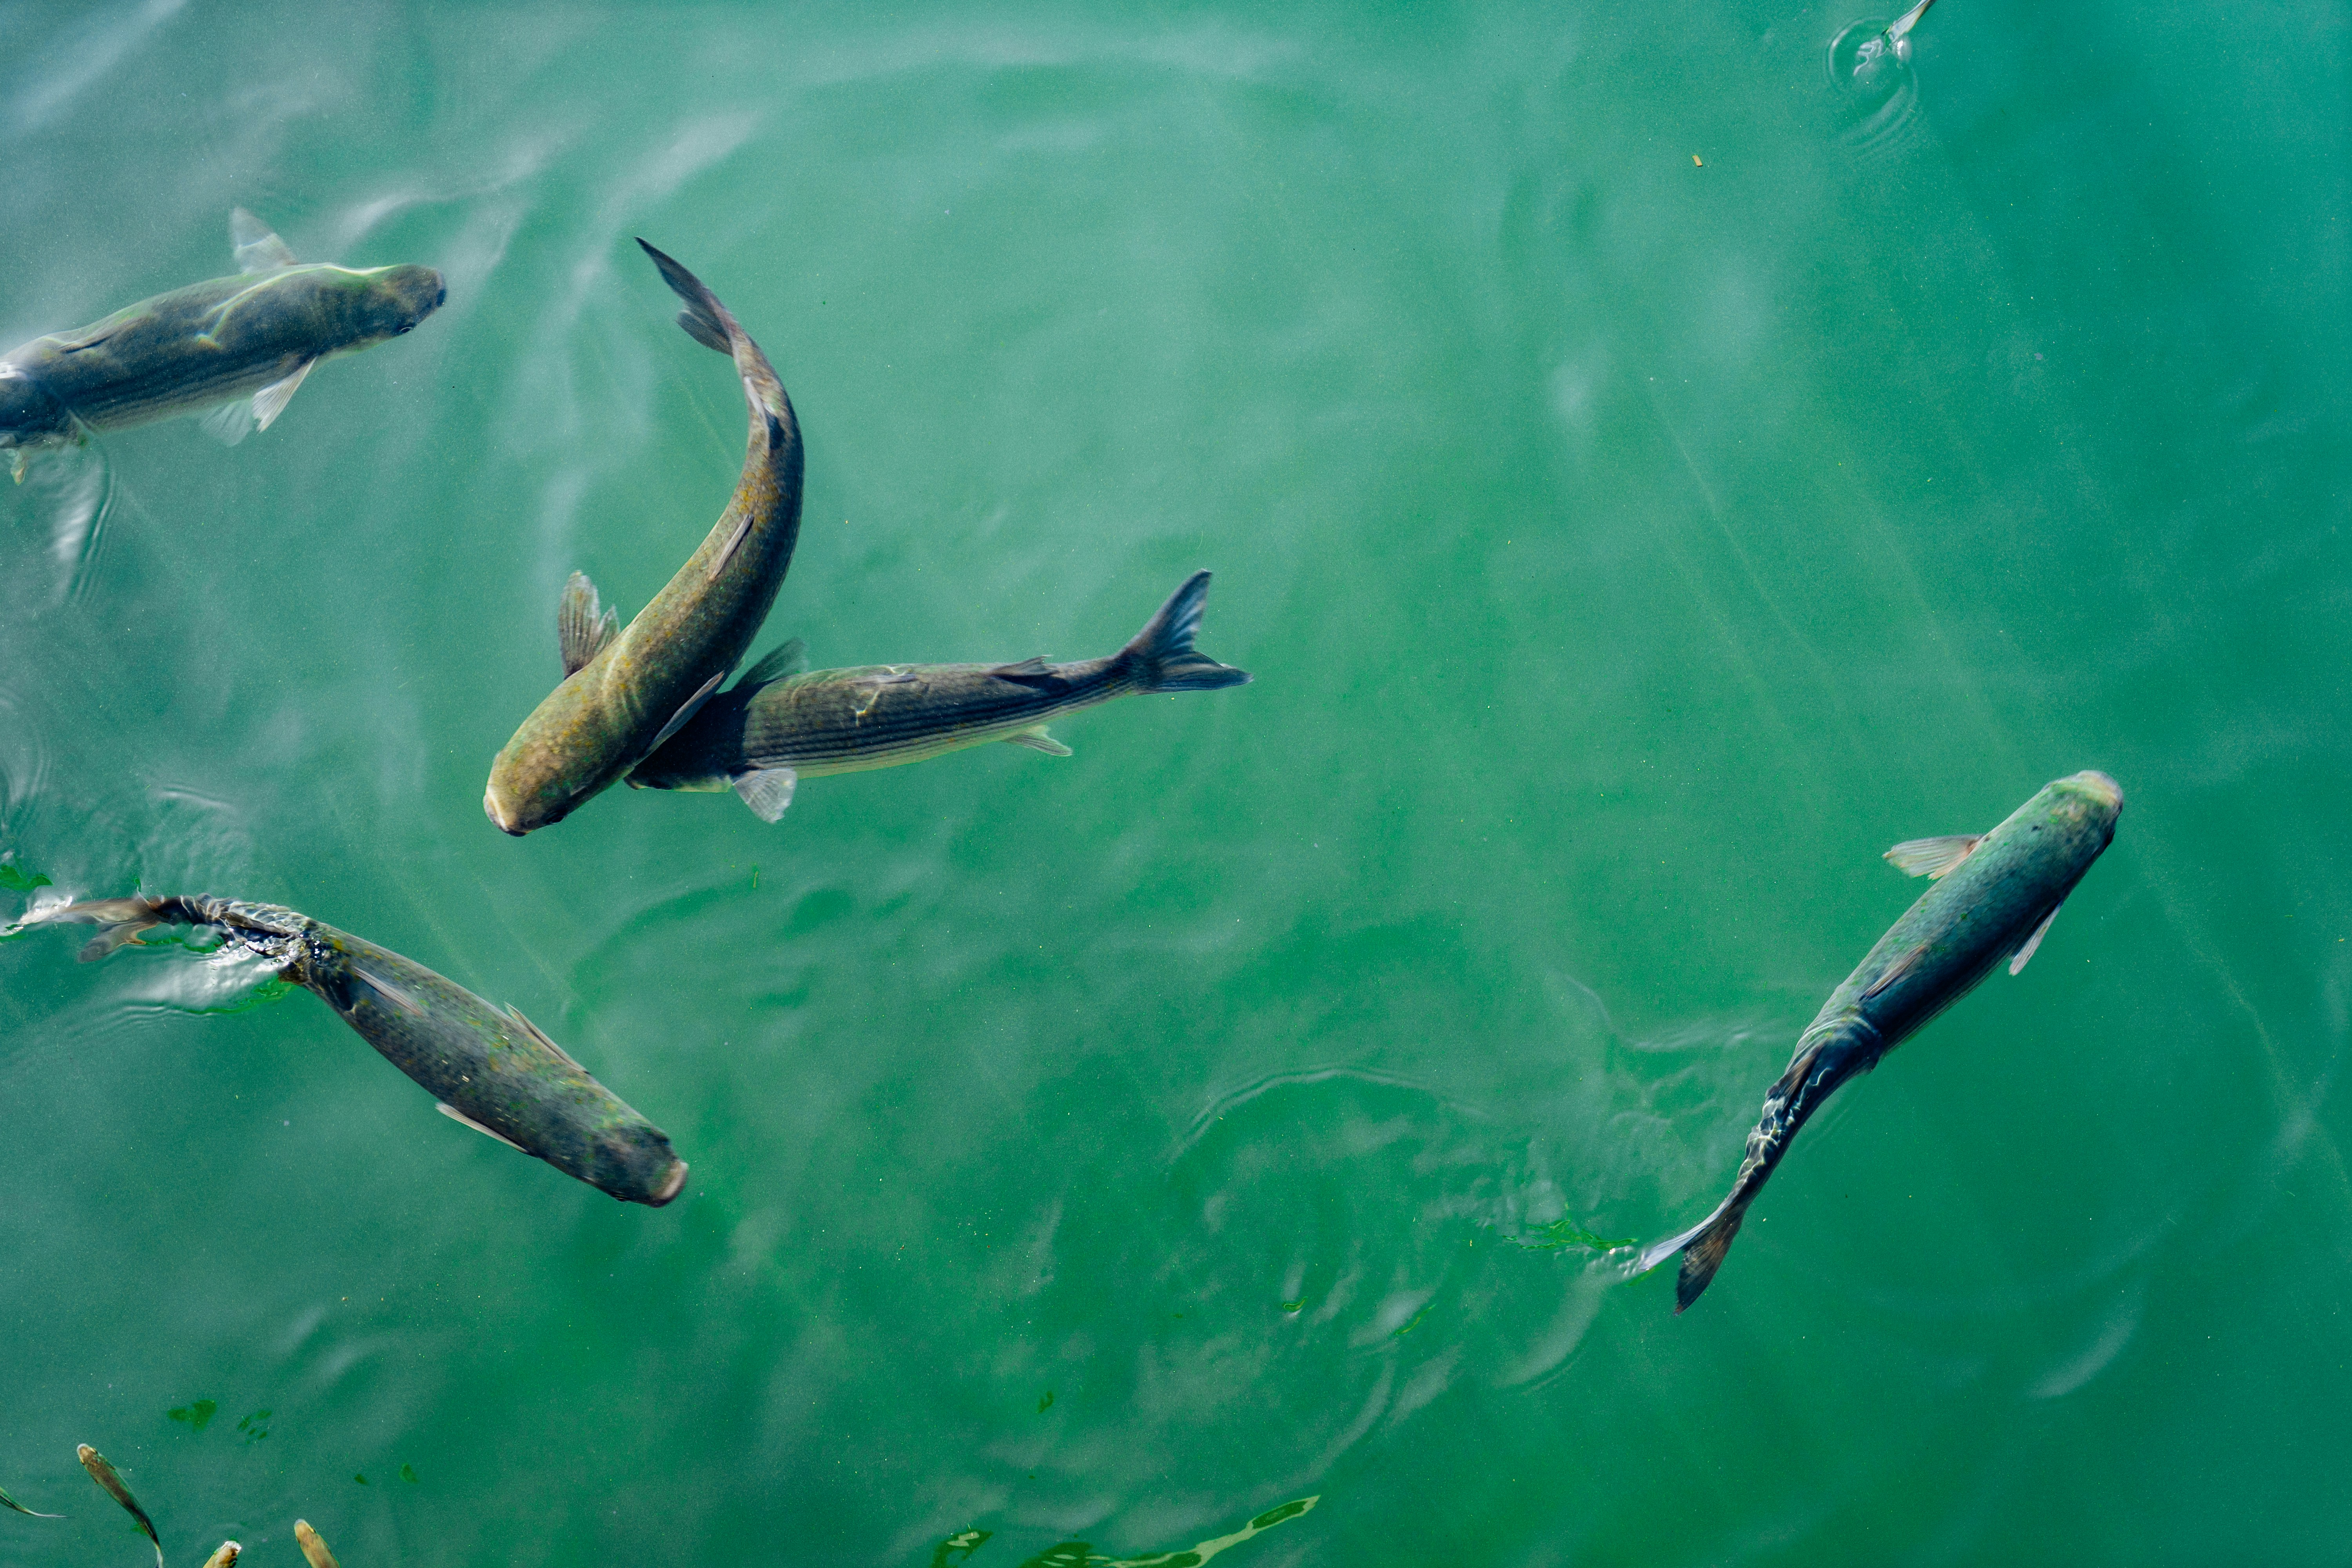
[294,1521,339,1568]
[201,1545,240,1568]
[1852,0,1935,80]
[77,1445,161,1568]
[629,569,1251,820]
[484,240,804,835]
[42,895,686,1206]
[0,209,443,477]
[1638,770,2122,1311]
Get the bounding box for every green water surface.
[0,2,2344,1563]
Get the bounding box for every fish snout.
[2067,769,2124,811]
[483,784,528,837]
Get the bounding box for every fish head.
[592,1118,689,1207]
[345,262,446,345]
[2027,769,2124,860]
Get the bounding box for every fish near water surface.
[77,1445,161,1568]
[628,569,1251,819]
[38,894,686,1206]
[484,240,804,835]
[1638,770,2123,1312]
[0,209,443,476]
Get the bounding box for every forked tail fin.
[1634,1192,1753,1313]
[1122,570,1251,693]
[46,896,174,961]
[634,239,792,435]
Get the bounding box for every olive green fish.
[0,1477,60,1518]
[294,1521,338,1568]
[484,240,804,834]
[1638,770,2123,1311]
[628,570,1250,819]
[77,1445,161,1568]
[43,895,686,1206]
[0,209,443,477]
[201,1546,240,1568]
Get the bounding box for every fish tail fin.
[1121,570,1251,693]
[1634,1191,1753,1314]
[47,896,174,961]
[633,239,793,437]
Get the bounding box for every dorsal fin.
[987,657,1061,688]
[230,207,298,272]
[734,639,808,691]
[502,1002,585,1070]
[558,571,621,677]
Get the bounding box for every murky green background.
[1,1,2344,1563]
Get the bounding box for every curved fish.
[628,569,1250,820]
[1638,770,2123,1311]
[483,240,804,834]
[42,894,686,1206]
[0,209,443,476]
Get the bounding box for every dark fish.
[484,240,804,834]
[0,1478,61,1518]
[293,1521,338,1568]
[1639,770,2123,1311]
[76,1445,161,1568]
[0,209,443,477]
[630,570,1250,820]
[44,895,685,1206]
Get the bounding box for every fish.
[76,1445,161,1568]
[40,895,687,1206]
[0,1478,61,1518]
[484,239,804,835]
[628,569,1251,820]
[1852,0,1935,80]
[1637,770,2123,1312]
[0,209,443,478]
[201,1545,240,1568]
[293,1521,339,1568]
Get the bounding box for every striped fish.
[628,570,1250,820]
[0,209,442,476]
[41,894,686,1207]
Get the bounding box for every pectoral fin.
[558,571,619,676]
[1005,726,1072,757]
[437,1102,525,1152]
[250,359,314,432]
[648,668,728,752]
[1884,834,1983,878]
[2009,903,2062,976]
[198,398,254,445]
[230,207,298,271]
[733,766,798,821]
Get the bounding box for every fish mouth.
[650,1159,689,1205]
[2067,770,2123,809]
[483,786,528,837]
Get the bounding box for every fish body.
[76,1445,161,1568]
[1640,770,2123,1310]
[484,240,804,834]
[46,895,686,1206]
[294,1521,339,1568]
[0,209,441,468]
[629,570,1250,820]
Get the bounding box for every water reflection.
[1825,10,1929,154]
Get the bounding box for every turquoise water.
[1,1,2345,1562]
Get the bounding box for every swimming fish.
[484,240,804,835]
[42,895,686,1206]
[201,1545,240,1568]
[294,1521,339,1568]
[77,1445,161,1568]
[628,569,1250,819]
[0,209,443,477]
[0,1478,60,1518]
[1638,770,2122,1311]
